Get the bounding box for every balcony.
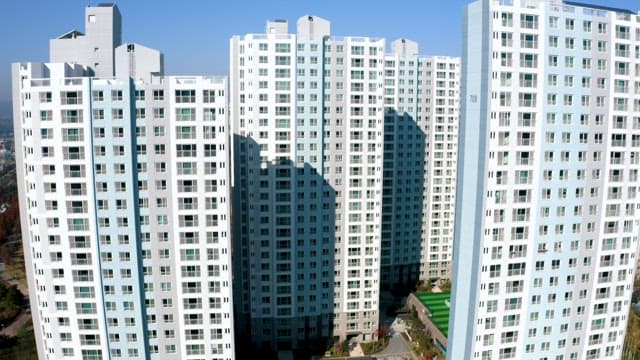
[615,85,629,93]
[616,31,630,40]
[518,99,536,107]
[71,257,92,266]
[178,184,197,193]
[68,223,88,231]
[593,306,607,315]
[517,136,534,146]
[615,66,629,76]
[519,79,537,87]
[175,90,196,103]
[180,218,198,227]
[60,92,83,105]
[176,150,196,157]
[63,134,84,142]
[183,270,201,277]
[520,20,538,29]
[506,286,522,293]
[616,50,630,58]
[66,185,86,196]
[66,170,85,178]
[63,148,84,160]
[513,214,530,222]
[599,260,613,267]
[61,111,83,124]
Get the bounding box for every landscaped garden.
[415,292,450,337]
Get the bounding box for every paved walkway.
[350,343,365,357]
[374,334,415,360]
[374,318,417,360]
[0,310,30,337]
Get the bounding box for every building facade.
[230,16,461,351]
[12,5,235,360]
[450,0,640,359]
[230,16,384,349]
[381,39,460,287]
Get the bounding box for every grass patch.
[416,292,450,337]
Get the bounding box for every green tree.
[417,279,433,293]
[439,279,451,292]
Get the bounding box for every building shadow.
[380,109,426,298]
[231,134,336,359]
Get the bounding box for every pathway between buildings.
[374,317,417,360]
[0,310,30,337]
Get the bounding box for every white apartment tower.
[13,5,235,360]
[230,16,385,350]
[381,39,460,286]
[450,1,640,359]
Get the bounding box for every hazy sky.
[1,0,639,101]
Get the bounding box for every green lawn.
[416,292,450,337]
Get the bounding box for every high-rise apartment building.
[13,5,234,359]
[230,16,461,352]
[381,40,460,286]
[450,1,640,359]
[230,16,385,349]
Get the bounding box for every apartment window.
[62,109,83,123]
[111,90,123,101]
[520,14,538,29]
[520,34,537,48]
[111,108,124,120]
[565,37,574,49]
[40,91,52,103]
[275,43,290,53]
[153,90,164,100]
[61,91,82,105]
[500,32,513,47]
[565,56,574,68]
[565,18,574,30]
[203,90,215,103]
[135,90,145,101]
[175,90,195,103]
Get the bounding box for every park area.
[407,291,450,353]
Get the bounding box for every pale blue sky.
[1,0,638,101]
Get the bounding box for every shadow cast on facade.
[381,109,426,295]
[231,134,336,358]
